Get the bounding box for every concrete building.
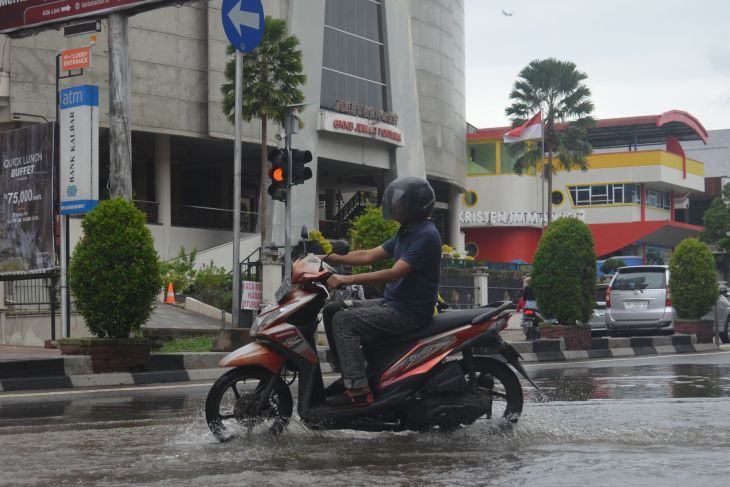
[461,111,708,265]
[0,0,467,264]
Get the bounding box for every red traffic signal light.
[267,148,287,202]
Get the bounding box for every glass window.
[499,143,519,173]
[468,144,497,175]
[612,268,666,290]
[591,185,608,205]
[613,185,623,203]
[321,0,387,112]
[568,183,642,206]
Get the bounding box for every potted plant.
[60,198,162,372]
[669,238,718,343]
[532,218,596,350]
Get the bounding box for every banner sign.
[459,210,586,227]
[60,84,99,215]
[61,46,91,71]
[0,0,169,35]
[318,110,404,147]
[241,281,262,310]
[0,123,55,275]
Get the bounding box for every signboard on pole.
[60,84,99,215]
[61,46,91,71]
[0,0,170,35]
[0,123,55,275]
[221,0,264,52]
[241,280,262,310]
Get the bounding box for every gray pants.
[322,299,420,389]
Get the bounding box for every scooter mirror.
[300,226,309,240]
[330,240,349,256]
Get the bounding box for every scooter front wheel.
[205,366,293,442]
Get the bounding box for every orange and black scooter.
[205,243,538,442]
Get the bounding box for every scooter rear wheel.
[205,366,293,442]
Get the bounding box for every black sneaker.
[323,379,345,397]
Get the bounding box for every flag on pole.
[503,112,543,144]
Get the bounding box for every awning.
[588,221,704,257]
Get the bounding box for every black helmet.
[382,177,435,224]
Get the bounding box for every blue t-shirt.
[381,220,442,322]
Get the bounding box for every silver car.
[588,283,609,335]
[606,266,673,334]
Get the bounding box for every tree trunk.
[256,117,269,247]
[107,13,132,200]
[546,150,553,226]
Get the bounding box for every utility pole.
[231,50,243,329]
[107,13,132,199]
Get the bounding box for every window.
[568,183,642,206]
[321,0,387,111]
[468,143,497,174]
[646,188,671,210]
[499,143,519,173]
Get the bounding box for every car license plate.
[625,300,648,310]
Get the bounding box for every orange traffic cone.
[165,282,176,304]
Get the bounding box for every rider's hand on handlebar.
[326,274,350,290]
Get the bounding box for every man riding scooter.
[321,177,442,407]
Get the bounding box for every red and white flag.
[503,112,542,144]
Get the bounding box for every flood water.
[1,362,730,486]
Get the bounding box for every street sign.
[59,85,99,215]
[221,0,264,52]
[0,0,168,35]
[61,46,91,71]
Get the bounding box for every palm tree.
[221,16,306,250]
[505,58,594,225]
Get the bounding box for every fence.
[1,275,61,315]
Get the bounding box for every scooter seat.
[367,301,512,346]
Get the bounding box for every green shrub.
[532,218,596,325]
[308,230,332,255]
[159,247,197,294]
[669,238,718,319]
[188,261,232,311]
[349,206,399,274]
[69,198,162,338]
[600,257,625,275]
[160,336,214,353]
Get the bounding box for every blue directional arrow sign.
[221,0,265,52]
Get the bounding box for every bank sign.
[0,0,168,35]
[60,85,99,215]
[460,210,585,227]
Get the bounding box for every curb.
[0,336,722,392]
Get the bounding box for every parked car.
[606,265,730,338]
[588,283,609,335]
[606,265,673,335]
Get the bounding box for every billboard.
[60,84,99,215]
[0,0,169,36]
[0,123,55,275]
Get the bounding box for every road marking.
[523,349,730,367]
[0,382,213,400]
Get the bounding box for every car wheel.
[721,318,730,344]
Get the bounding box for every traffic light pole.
[283,113,294,286]
[231,50,243,329]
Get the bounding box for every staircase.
[321,191,377,239]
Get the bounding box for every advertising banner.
[0,0,169,35]
[0,123,55,275]
[241,281,262,310]
[60,84,99,215]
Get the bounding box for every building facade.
[461,111,708,265]
[0,0,466,262]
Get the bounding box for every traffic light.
[291,149,313,185]
[267,148,287,202]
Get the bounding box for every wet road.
[2,351,730,486]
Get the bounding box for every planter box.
[674,319,715,344]
[58,338,152,373]
[538,324,592,350]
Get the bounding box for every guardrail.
[172,204,257,231]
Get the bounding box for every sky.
[464,0,730,131]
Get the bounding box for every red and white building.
[461,110,709,265]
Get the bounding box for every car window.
[612,270,666,290]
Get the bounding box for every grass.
[159,336,215,353]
